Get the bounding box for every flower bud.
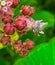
[13,41,23,51]
[19,46,29,57]
[15,19,27,30]
[22,6,35,16]
[4,23,15,35]
[11,0,20,8]
[25,39,35,50]
[2,15,13,24]
[1,35,11,45]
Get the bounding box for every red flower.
[11,0,20,8]
[1,35,11,45]
[22,6,35,16]
[2,14,13,24]
[13,41,23,51]
[15,19,27,31]
[19,46,29,57]
[4,23,15,35]
[25,39,35,50]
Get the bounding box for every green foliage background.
[0,0,55,65]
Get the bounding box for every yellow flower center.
[1,1,6,6]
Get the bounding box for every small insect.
[32,22,40,35]
[32,20,47,35]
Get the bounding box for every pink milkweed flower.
[32,20,48,35]
[0,0,12,12]
[0,0,13,18]
[0,0,1,2]
[17,15,33,30]
[2,6,8,12]
[6,1,12,6]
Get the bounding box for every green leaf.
[32,10,54,28]
[21,30,45,45]
[0,58,10,65]
[14,37,55,65]
[13,6,21,18]
[0,48,7,55]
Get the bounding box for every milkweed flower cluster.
[0,0,12,12]
[0,0,47,56]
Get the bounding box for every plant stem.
[6,46,14,57]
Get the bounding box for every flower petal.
[6,7,14,16]
[2,6,8,12]
[40,22,48,28]
[6,1,12,6]
[0,10,4,18]
[39,30,44,34]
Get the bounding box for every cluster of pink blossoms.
[0,0,47,56]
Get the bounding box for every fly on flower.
[0,1,48,57]
[32,20,48,35]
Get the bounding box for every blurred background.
[0,0,55,65]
